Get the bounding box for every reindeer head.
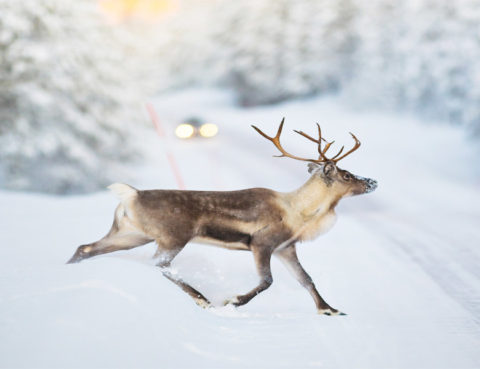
[306,161,377,197]
[252,118,377,197]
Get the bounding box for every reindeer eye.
[343,173,351,181]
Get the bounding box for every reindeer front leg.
[275,244,345,316]
[225,246,274,307]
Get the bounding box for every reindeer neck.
[285,175,340,218]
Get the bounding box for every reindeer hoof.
[66,245,92,264]
[223,296,240,307]
[66,252,84,264]
[317,308,347,316]
[194,298,211,309]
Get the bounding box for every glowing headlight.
[175,123,195,139]
[199,123,218,138]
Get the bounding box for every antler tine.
[275,117,285,139]
[317,123,337,157]
[332,132,361,163]
[315,123,334,161]
[316,123,323,157]
[294,129,315,142]
[251,119,324,163]
[330,145,344,160]
[293,123,330,161]
[252,118,284,141]
[321,140,335,155]
[293,130,328,144]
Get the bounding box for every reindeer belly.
[192,237,251,250]
[193,224,252,250]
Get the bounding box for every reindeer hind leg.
[67,204,152,263]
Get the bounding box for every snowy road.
[1,90,479,368]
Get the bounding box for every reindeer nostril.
[365,179,378,193]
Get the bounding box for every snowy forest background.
[2,2,480,368]
[1,0,480,194]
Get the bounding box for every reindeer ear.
[323,162,337,177]
[308,163,319,174]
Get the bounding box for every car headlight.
[199,123,218,138]
[175,123,195,139]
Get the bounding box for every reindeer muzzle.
[364,178,378,193]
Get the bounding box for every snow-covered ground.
[1,90,480,368]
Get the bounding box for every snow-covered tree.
[0,0,152,194]
[396,0,480,134]
[156,0,358,106]
[155,0,480,135]
[349,0,480,135]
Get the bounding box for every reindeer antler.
[251,118,322,164]
[294,123,335,161]
[330,132,361,162]
[251,118,361,164]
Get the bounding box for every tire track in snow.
[361,215,480,331]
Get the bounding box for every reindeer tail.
[107,183,138,205]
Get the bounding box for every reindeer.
[67,119,377,315]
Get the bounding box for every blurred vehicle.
[175,117,218,139]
